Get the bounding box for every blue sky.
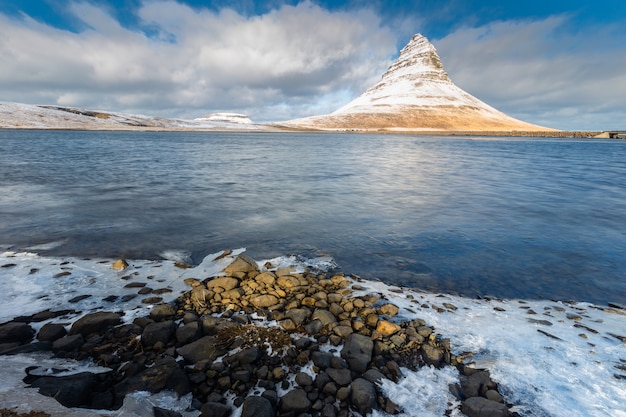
[1,0,625,130]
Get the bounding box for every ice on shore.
[1,249,625,417]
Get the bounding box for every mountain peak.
[285,34,555,132]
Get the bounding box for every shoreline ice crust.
[1,250,625,417]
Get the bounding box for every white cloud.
[434,16,626,130]
[0,1,396,121]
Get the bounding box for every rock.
[231,346,261,364]
[255,272,276,285]
[485,390,504,403]
[51,333,84,352]
[312,309,337,326]
[241,396,274,417]
[312,351,333,369]
[27,371,96,408]
[251,294,279,308]
[341,333,373,373]
[326,368,352,386]
[350,378,376,415]
[224,254,258,275]
[114,356,190,406]
[142,320,176,348]
[304,319,324,335]
[177,336,225,363]
[69,312,121,337]
[421,344,444,367]
[280,388,312,414]
[333,325,353,338]
[207,277,240,291]
[296,372,313,387]
[112,259,129,270]
[461,396,509,417]
[201,402,232,417]
[378,304,400,316]
[0,322,35,344]
[276,275,300,289]
[176,321,201,345]
[286,308,311,326]
[461,370,496,399]
[362,368,387,384]
[376,320,401,337]
[150,304,177,321]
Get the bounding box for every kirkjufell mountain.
[282,34,555,132]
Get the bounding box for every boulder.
[37,323,67,342]
[142,320,176,348]
[27,371,97,408]
[69,312,121,337]
[176,322,201,345]
[421,344,444,367]
[201,402,232,417]
[223,254,258,275]
[326,368,352,386]
[280,389,311,414]
[241,396,274,417]
[350,378,377,415]
[206,277,240,291]
[51,334,84,352]
[150,304,176,321]
[461,370,496,398]
[378,303,400,316]
[0,322,35,344]
[177,336,224,363]
[251,294,279,308]
[461,396,509,417]
[285,308,311,326]
[341,333,373,373]
[312,309,337,326]
[114,356,190,407]
[376,320,401,337]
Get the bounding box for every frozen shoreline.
[1,249,625,417]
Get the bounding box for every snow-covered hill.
[0,103,266,131]
[281,34,556,132]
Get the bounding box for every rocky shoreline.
[0,252,515,417]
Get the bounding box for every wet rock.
[69,312,121,337]
[421,344,444,367]
[51,334,84,352]
[462,396,509,417]
[111,259,129,270]
[201,401,232,417]
[341,333,373,373]
[0,322,35,344]
[377,304,399,316]
[461,371,496,398]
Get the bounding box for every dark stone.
[326,368,352,386]
[312,351,333,369]
[52,334,85,352]
[304,319,324,335]
[262,390,278,405]
[27,371,96,408]
[142,320,176,348]
[176,322,201,345]
[321,403,337,417]
[201,401,232,417]
[230,346,261,364]
[241,396,274,417]
[460,371,496,399]
[0,322,35,344]
[69,312,121,337]
[280,389,312,413]
[362,369,387,384]
[177,336,225,363]
[461,396,509,417]
[114,356,190,407]
[350,378,376,415]
[0,341,51,355]
[37,323,67,342]
[341,333,373,373]
[295,372,314,387]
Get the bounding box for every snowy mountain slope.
[0,103,266,131]
[281,34,556,132]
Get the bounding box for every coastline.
[1,249,625,417]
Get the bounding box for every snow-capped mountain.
[0,103,264,131]
[282,34,555,132]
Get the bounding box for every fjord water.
[1,130,625,305]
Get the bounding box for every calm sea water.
[1,130,625,305]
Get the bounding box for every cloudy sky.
[0,0,624,130]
